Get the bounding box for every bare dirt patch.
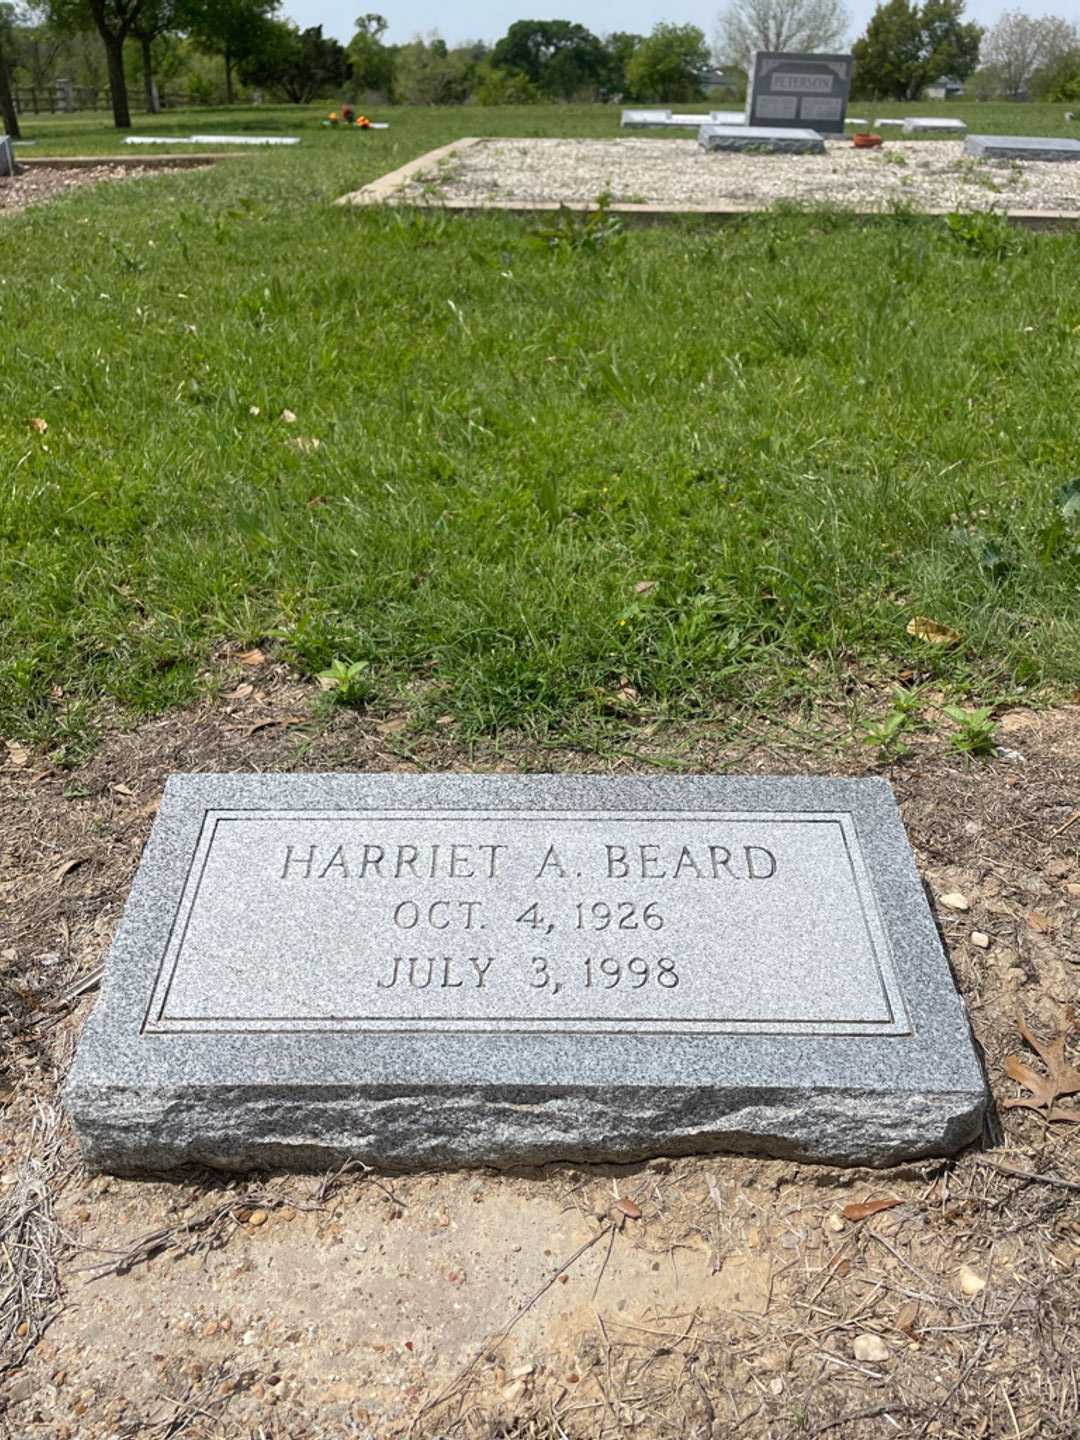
[1,668,1077,1438]
[390,137,1080,215]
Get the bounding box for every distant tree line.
[0,8,715,130]
[2,0,1078,139]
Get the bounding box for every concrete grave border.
[335,135,1080,230]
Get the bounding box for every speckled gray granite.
[698,125,825,155]
[64,774,987,1173]
[0,136,14,179]
[746,51,853,135]
[966,133,1080,163]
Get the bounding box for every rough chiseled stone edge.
[68,1082,985,1174]
[698,126,826,155]
[64,773,989,1173]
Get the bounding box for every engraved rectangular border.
[142,809,913,1038]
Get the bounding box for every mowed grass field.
[2,103,1079,754]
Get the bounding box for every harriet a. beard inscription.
[142,810,909,1038]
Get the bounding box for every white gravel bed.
[402,137,1080,214]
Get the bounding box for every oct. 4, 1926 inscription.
[143,810,910,1037]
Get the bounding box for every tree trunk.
[140,35,160,113]
[103,33,132,128]
[224,47,234,104]
[0,42,21,141]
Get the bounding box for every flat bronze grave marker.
[65,774,986,1172]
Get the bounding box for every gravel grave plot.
[401,137,1080,214]
[0,163,205,216]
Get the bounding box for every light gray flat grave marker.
[123,134,302,147]
[965,133,1080,163]
[621,109,672,127]
[875,118,906,128]
[902,117,966,135]
[710,110,746,124]
[844,117,869,128]
[65,774,986,1174]
[699,124,825,154]
[0,136,13,178]
[746,51,853,135]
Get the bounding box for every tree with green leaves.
[852,0,981,100]
[491,19,608,100]
[46,0,149,126]
[129,0,180,112]
[348,12,394,98]
[183,0,279,103]
[625,21,709,102]
[602,31,642,94]
[0,3,21,138]
[240,21,348,103]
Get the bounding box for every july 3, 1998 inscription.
[144,810,909,1037]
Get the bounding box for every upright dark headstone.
[0,136,14,179]
[746,52,853,136]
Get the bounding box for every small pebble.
[852,1333,890,1362]
[970,931,991,948]
[959,1264,986,1296]
[939,892,970,911]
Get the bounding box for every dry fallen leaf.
[1025,911,1054,934]
[1003,1012,1080,1123]
[5,740,29,768]
[842,1197,902,1222]
[895,1301,920,1338]
[612,1198,642,1220]
[280,409,297,424]
[633,580,657,595]
[54,855,87,883]
[30,417,48,434]
[906,615,960,646]
[288,436,320,454]
[226,683,254,702]
[237,648,266,667]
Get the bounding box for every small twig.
[1050,808,1080,838]
[410,1223,616,1433]
[812,1404,916,1437]
[974,1158,1080,1193]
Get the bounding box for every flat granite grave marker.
[965,133,1080,163]
[65,774,986,1174]
[699,124,825,155]
[902,117,966,135]
[746,51,853,135]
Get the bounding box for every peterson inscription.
[144,810,909,1037]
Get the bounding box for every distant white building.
[925,76,964,101]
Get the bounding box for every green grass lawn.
[2,104,1079,756]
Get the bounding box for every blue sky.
[281,0,1021,50]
